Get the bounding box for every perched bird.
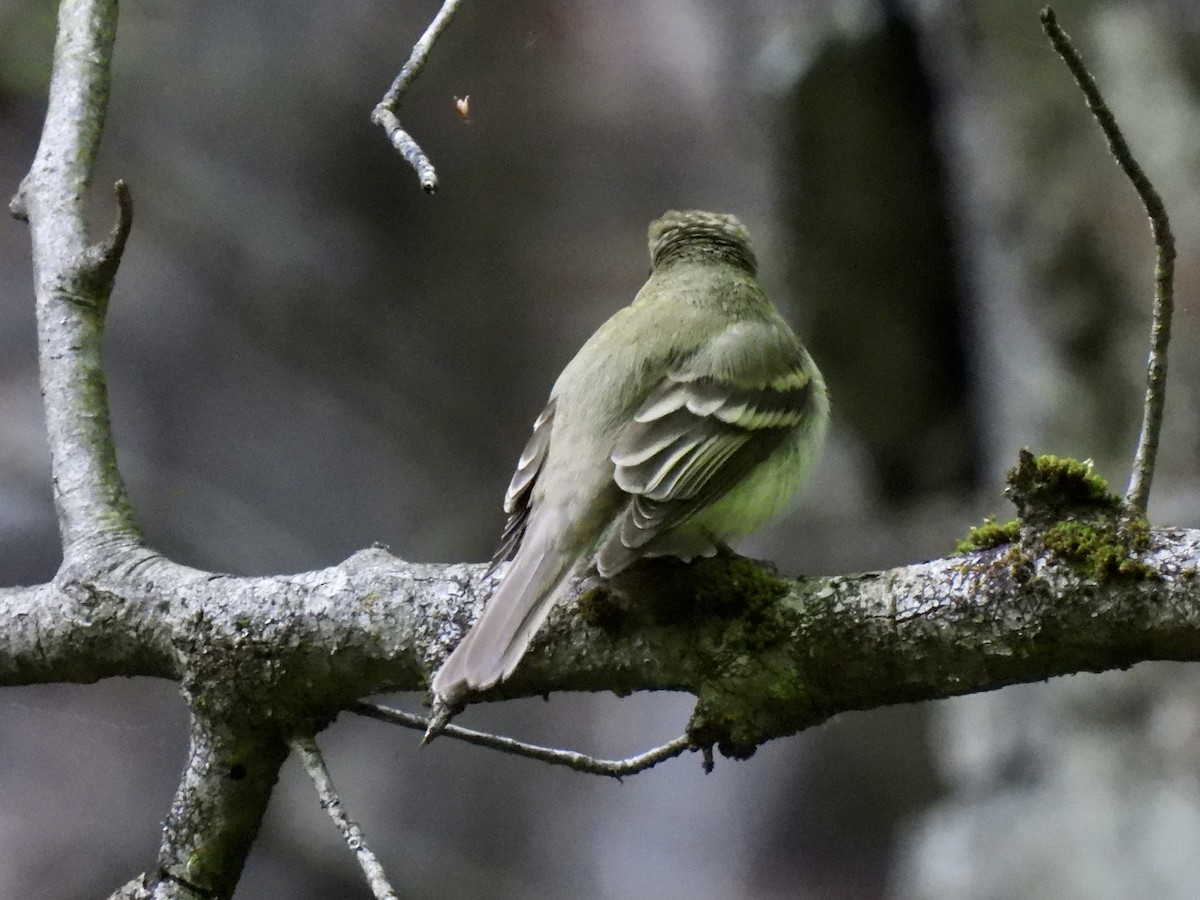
[430,210,829,714]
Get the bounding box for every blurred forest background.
[2,0,1200,897]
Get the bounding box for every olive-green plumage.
[431,211,829,706]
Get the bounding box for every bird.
[428,209,829,726]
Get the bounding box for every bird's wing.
[487,396,556,575]
[597,322,815,576]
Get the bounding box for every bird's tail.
[431,513,578,706]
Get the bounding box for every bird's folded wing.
[598,324,814,576]
[487,396,556,576]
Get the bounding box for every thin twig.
[1040,7,1176,516]
[292,736,399,900]
[372,0,466,193]
[350,701,694,780]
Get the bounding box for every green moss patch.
[585,555,789,630]
[956,515,1021,554]
[1005,450,1120,524]
[957,450,1155,582]
[1041,517,1156,582]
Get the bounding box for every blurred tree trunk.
[894,3,1200,897]
[779,1,1200,896]
[782,3,975,507]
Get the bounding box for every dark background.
[2,1,1200,897]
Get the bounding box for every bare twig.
[1040,7,1176,516]
[372,0,466,193]
[351,701,694,780]
[292,736,399,900]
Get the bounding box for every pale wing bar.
[597,367,813,575]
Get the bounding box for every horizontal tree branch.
[6,530,1200,759]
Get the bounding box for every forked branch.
[372,0,466,192]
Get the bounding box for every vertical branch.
[1039,7,1176,515]
[12,0,142,556]
[11,0,115,222]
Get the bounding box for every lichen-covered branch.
[7,535,1200,762]
[101,716,290,900]
[139,717,290,899]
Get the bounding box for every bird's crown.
[648,210,757,274]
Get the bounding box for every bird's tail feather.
[431,515,577,704]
